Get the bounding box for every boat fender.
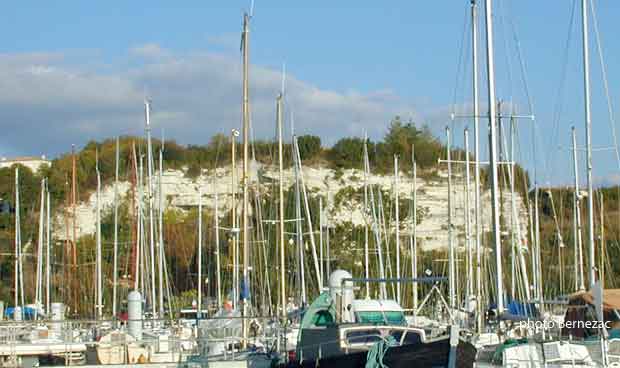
[448,325,460,368]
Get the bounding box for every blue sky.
[0,1,619,186]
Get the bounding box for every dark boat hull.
[282,339,476,368]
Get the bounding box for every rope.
[450,6,471,118]
[544,0,577,186]
[365,335,398,368]
[590,0,620,171]
[506,1,534,116]
[497,0,515,106]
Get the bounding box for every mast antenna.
[161,128,165,151]
[144,98,152,126]
[281,62,286,96]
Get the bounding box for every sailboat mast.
[365,143,387,299]
[509,119,531,303]
[144,100,158,316]
[471,0,484,334]
[14,167,21,308]
[484,0,504,314]
[446,127,455,310]
[133,144,141,291]
[319,197,324,288]
[464,129,473,300]
[509,114,516,300]
[197,189,203,317]
[394,155,401,304]
[241,12,250,346]
[277,93,286,318]
[95,150,103,319]
[46,185,51,313]
[113,137,119,317]
[534,184,543,305]
[231,129,238,309]
[325,193,332,278]
[138,153,145,294]
[580,0,595,288]
[572,127,585,291]
[363,137,370,299]
[158,149,165,317]
[18,170,24,308]
[528,201,537,298]
[293,137,323,292]
[411,144,418,320]
[214,183,222,309]
[293,142,306,305]
[71,146,78,313]
[326,194,331,278]
[63,178,70,306]
[36,178,45,314]
[599,193,605,288]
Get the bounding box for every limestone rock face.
[54,162,528,251]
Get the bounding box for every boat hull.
[282,339,476,368]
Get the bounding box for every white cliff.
[54,162,529,251]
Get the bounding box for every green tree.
[297,135,322,160]
[329,137,371,168]
[378,116,443,171]
[0,164,43,302]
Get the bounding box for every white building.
[0,156,51,173]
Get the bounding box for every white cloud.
[0,44,423,158]
[130,43,171,60]
[206,33,240,50]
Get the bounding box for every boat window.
[356,311,385,324]
[346,330,382,345]
[312,310,335,327]
[389,330,404,344]
[180,312,197,319]
[402,331,422,345]
[384,311,406,325]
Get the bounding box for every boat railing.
[340,276,448,289]
[0,315,282,362]
[296,331,394,363]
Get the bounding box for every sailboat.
[281,270,476,368]
[95,111,195,365]
[474,0,620,365]
[189,11,280,368]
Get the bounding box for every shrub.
[377,116,443,172]
[329,137,370,168]
[297,135,322,160]
[185,162,202,179]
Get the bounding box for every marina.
[1,1,620,367]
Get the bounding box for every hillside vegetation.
[0,115,613,314]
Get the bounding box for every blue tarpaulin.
[507,300,538,318]
[240,279,251,300]
[5,306,37,319]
